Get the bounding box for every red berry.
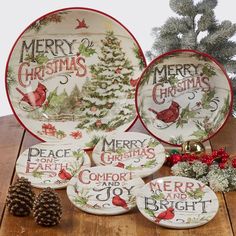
[232,159,236,168]
[219,162,225,169]
[212,150,218,158]
[206,158,214,166]
[221,157,228,163]
[172,154,182,164]
[221,153,229,159]
[182,154,191,162]
[202,154,214,165]
[190,155,197,162]
[217,148,226,156]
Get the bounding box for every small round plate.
[67,166,145,215]
[136,49,232,146]
[92,132,165,178]
[136,176,219,229]
[16,142,91,189]
[6,7,146,149]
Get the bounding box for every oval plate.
[67,166,144,215]
[92,132,165,178]
[136,49,232,146]
[6,8,146,149]
[136,176,219,229]
[16,142,91,189]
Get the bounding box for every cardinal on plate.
[112,195,129,210]
[58,169,72,180]
[148,101,180,123]
[75,18,88,29]
[155,207,175,223]
[16,83,47,108]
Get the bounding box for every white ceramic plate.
[136,176,219,229]
[16,142,91,189]
[67,166,145,215]
[6,8,146,149]
[136,49,232,146]
[92,132,165,178]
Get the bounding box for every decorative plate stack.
[5,7,233,229]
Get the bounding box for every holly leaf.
[143,159,157,168]
[168,75,178,86]
[35,53,49,65]
[187,188,205,200]
[78,43,96,57]
[125,165,138,171]
[151,192,165,201]
[201,90,215,109]
[144,208,156,218]
[177,104,197,128]
[116,148,125,155]
[202,64,216,78]
[176,118,188,128]
[74,196,88,206]
[24,54,34,62]
[72,150,84,160]
[148,139,160,147]
[192,129,207,139]
[32,170,44,179]
[85,136,101,148]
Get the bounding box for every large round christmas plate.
[6,8,146,149]
[92,132,165,178]
[67,166,145,215]
[136,49,232,146]
[136,176,219,229]
[16,142,91,189]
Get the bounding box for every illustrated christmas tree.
[77,31,135,131]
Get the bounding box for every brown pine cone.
[33,187,62,227]
[6,177,35,216]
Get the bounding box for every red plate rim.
[135,49,233,147]
[5,7,147,151]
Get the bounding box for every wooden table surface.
[0,115,236,236]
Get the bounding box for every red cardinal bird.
[58,169,72,180]
[115,162,125,168]
[75,18,88,29]
[130,78,139,87]
[16,83,47,108]
[112,195,128,210]
[155,207,175,223]
[148,101,180,123]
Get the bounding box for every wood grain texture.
[0,115,235,236]
[210,116,236,236]
[211,116,236,154]
[0,115,24,222]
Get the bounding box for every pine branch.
[169,0,196,17]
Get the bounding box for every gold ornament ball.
[181,140,206,155]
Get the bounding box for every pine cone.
[33,187,62,227]
[6,177,35,216]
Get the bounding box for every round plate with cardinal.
[92,132,165,178]
[136,49,232,146]
[136,176,219,229]
[6,8,146,149]
[67,166,144,215]
[16,142,91,189]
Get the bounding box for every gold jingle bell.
[181,140,206,156]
